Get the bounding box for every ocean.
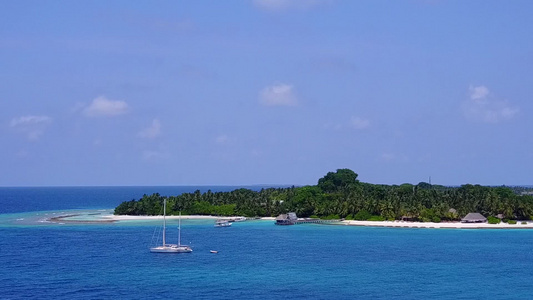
[1,187,533,299]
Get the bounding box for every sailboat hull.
[150,245,192,253]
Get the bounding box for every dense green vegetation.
[487,216,501,224]
[114,169,533,222]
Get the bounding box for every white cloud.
[350,117,370,130]
[83,96,129,117]
[253,0,327,12]
[9,115,52,140]
[259,83,298,106]
[138,119,161,139]
[463,85,519,123]
[469,85,489,101]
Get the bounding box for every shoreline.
[342,220,533,229]
[101,214,220,221]
[44,211,533,229]
[47,212,271,224]
[49,214,116,224]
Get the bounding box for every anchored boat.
[150,200,192,253]
[214,219,232,227]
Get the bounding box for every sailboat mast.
[178,211,181,246]
[162,199,166,247]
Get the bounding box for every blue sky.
[1,0,532,186]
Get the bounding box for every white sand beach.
[48,212,276,223]
[100,214,220,221]
[342,220,533,229]
[46,212,224,223]
[100,214,276,221]
[47,211,533,229]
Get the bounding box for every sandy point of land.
[342,220,533,229]
[101,214,277,221]
[47,212,277,224]
[100,214,220,221]
[48,213,224,224]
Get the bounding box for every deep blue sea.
[1,187,533,299]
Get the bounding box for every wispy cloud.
[83,96,129,117]
[350,117,370,130]
[215,134,230,144]
[379,152,409,163]
[9,115,52,140]
[463,85,519,123]
[259,83,298,106]
[310,57,357,74]
[324,116,370,131]
[251,149,263,157]
[253,0,328,12]
[142,150,168,161]
[381,152,396,162]
[469,85,489,100]
[138,119,161,139]
[137,17,193,33]
[323,122,343,130]
[10,115,52,127]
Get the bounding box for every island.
[114,169,533,226]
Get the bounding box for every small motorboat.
[214,219,232,227]
[210,250,218,253]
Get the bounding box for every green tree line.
[114,169,533,222]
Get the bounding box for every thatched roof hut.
[401,215,417,221]
[276,214,287,221]
[275,212,298,225]
[461,212,487,223]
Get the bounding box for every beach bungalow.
[275,212,298,225]
[401,215,417,222]
[461,213,487,223]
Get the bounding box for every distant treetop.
[317,168,359,193]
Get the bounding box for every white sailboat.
[150,200,192,253]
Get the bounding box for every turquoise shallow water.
[1,187,533,299]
